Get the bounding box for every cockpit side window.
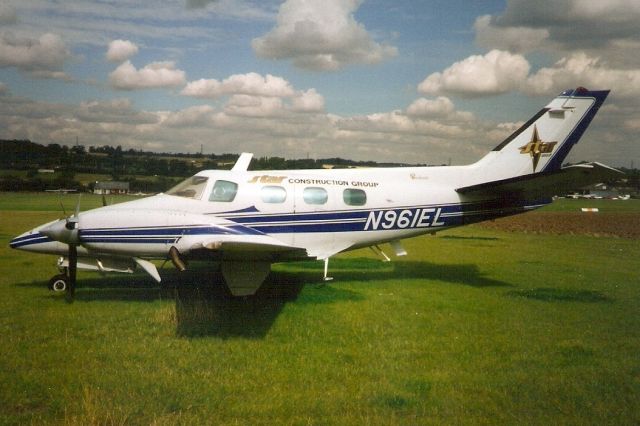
[165,176,208,199]
[209,180,238,202]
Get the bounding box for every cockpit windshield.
[165,175,208,199]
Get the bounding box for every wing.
[456,162,622,200]
[185,233,309,262]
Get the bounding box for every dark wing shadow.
[173,270,365,339]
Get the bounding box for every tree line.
[0,139,414,192]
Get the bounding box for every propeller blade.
[59,199,67,217]
[66,244,77,302]
[73,194,82,218]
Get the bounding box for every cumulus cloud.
[109,60,186,90]
[416,48,640,100]
[291,88,324,113]
[525,52,640,97]
[252,0,397,71]
[224,95,286,118]
[106,40,139,63]
[406,97,455,118]
[418,50,530,97]
[0,32,70,78]
[181,72,326,116]
[181,73,296,98]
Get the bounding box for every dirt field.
[479,211,640,239]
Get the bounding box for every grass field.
[1,193,639,424]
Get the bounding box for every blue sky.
[0,0,638,166]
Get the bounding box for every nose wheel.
[48,274,69,292]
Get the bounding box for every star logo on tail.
[519,125,558,171]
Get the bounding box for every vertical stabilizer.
[472,88,609,183]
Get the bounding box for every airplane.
[10,87,621,299]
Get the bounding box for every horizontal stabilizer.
[456,162,622,200]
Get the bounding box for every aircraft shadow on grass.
[17,257,511,338]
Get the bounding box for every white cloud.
[181,73,296,98]
[418,50,530,97]
[291,88,324,113]
[182,72,325,116]
[106,39,139,63]
[252,0,397,71]
[224,95,285,118]
[0,32,70,78]
[525,52,640,98]
[109,60,186,90]
[406,97,455,118]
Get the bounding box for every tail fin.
[472,88,609,183]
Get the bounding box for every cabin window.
[343,188,367,206]
[261,186,287,203]
[303,187,328,205]
[166,176,208,199]
[209,180,238,202]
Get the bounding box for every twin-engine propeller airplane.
[10,88,620,299]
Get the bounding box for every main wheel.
[48,274,68,292]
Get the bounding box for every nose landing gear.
[48,273,68,292]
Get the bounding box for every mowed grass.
[0,193,639,424]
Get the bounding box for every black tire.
[48,274,68,292]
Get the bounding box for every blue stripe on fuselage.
[11,200,549,248]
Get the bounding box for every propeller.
[41,195,82,301]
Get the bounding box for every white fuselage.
[10,163,546,263]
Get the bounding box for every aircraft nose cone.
[9,229,50,251]
[9,233,26,249]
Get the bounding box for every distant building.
[94,181,129,195]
